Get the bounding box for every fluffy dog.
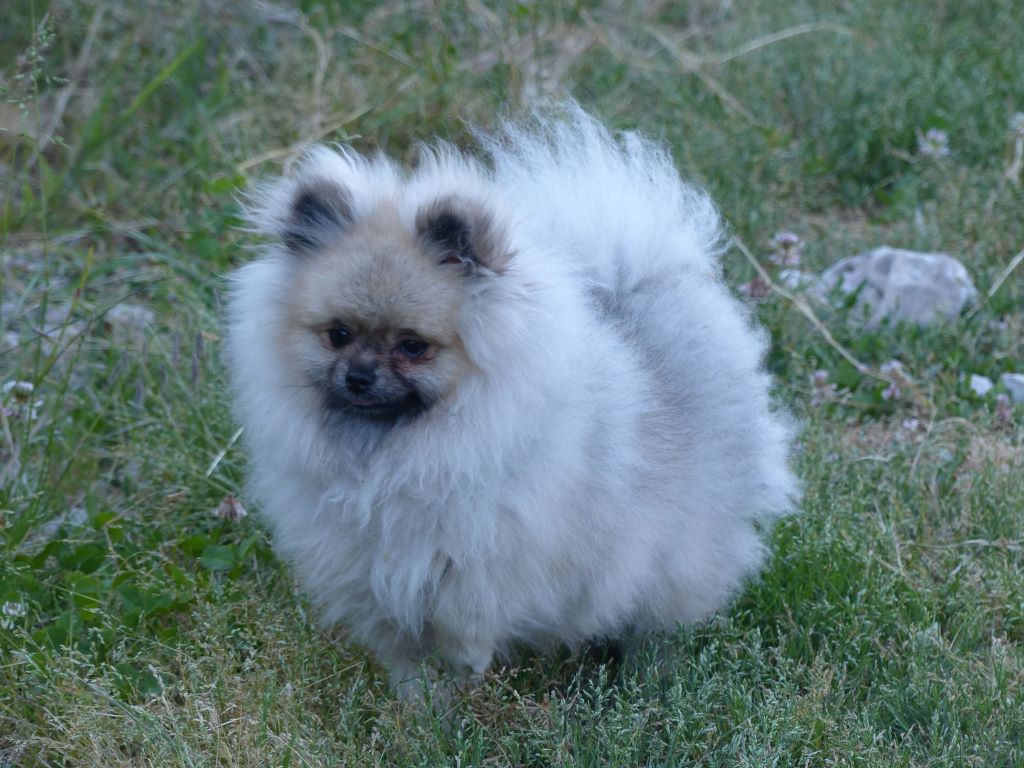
[226,108,797,699]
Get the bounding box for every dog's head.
[257,154,511,427]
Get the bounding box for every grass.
[1,0,1023,765]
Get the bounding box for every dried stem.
[965,245,1024,319]
[730,236,932,412]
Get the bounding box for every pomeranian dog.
[227,108,797,700]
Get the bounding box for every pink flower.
[768,231,804,267]
[739,276,771,299]
[214,495,248,521]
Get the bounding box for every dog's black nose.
[345,367,376,395]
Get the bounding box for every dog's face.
[271,176,508,426]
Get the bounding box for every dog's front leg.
[433,621,496,688]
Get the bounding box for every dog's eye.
[325,325,351,349]
[398,339,428,358]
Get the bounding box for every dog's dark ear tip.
[293,190,338,226]
[281,179,352,254]
[416,196,510,274]
[421,210,476,267]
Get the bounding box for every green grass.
[2,1,1023,765]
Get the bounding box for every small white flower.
[2,381,42,421]
[1,600,26,630]
[880,360,903,376]
[917,128,951,158]
[810,369,837,406]
[2,380,34,399]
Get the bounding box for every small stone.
[1000,373,1024,403]
[36,305,87,357]
[2,331,19,351]
[811,247,977,327]
[969,374,994,397]
[107,303,155,340]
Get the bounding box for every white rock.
[1000,373,1024,403]
[969,374,994,397]
[812,246,977,326]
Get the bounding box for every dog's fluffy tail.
[481,104,724,291]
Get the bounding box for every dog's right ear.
[279,178,353,254]
[416,195,511,275]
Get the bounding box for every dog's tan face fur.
[275,182,503,424]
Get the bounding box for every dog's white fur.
[227,109,797,697]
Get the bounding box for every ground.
[1,1,1023,765]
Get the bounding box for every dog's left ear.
[416,196,511,274]
[280,178,353,254]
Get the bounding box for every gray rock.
[1000,373,1024,403]
[812,247,977,326]
[969,374,994,397]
